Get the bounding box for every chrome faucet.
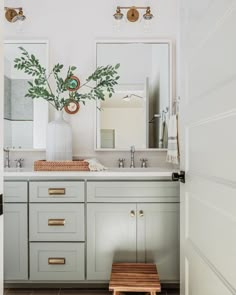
[4,147,10,168]
[130,145,135,168]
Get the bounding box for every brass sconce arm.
[114,6,153,23]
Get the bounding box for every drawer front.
[29,204,84,241]
[30,243,84,280]
[87,181,180,203]
[4,181,27,203]
[29,181,84,202]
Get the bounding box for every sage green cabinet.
[29,203,85,242]
[30,243,85,281]
[4,203,28,280]
[87,203,179,281]
[87,203,137,280]
[137,203,180,281]
[87,181,179,203]
[4,181,27,203]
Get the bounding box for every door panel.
[87,203,136,280]
[137,203,180,282]
[4,204,28,280]
[180,0,236,294]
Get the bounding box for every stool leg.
[150,292,156,295]
[113,291,120,295]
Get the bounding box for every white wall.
[4,0,178,167]
[101,108,145,149]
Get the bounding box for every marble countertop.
[4,167,177,180]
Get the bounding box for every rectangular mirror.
[4,40,49,150]
[96,41,172,150]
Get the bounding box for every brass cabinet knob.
[139,210,144,217]
[130,210,135,217]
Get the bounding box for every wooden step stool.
[109,263,161,295]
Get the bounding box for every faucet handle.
[118,158,125,168]
[140,158,148,168]
[15,158,24,168]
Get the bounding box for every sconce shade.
[114,7,124,20]
[143,7,154,20]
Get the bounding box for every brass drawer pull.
[48,258,66,265]
[48,219,65,226]
[48,188,66,195]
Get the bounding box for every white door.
[179,1,236,294]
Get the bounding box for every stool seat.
[109,263,161,295]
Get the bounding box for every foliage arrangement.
[14,47,120,111]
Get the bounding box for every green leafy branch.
[14,47,120,111]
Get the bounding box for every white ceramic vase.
[46,111,72,161]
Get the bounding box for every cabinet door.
[87,204,137,280]
[4,204,28,280]
[137,203,180,282]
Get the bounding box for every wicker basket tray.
[34,160,90,171]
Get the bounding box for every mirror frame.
[4,39,49,151]
[94,39,174,151]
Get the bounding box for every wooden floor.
[4,289,179,295]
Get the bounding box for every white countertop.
[4,167,177,180]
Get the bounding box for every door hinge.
[172,171,185,183]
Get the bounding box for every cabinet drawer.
[29,204,84,241]
[4,181,27,203]
[30,243,84,281]
[29,181,84,202]
[87,181,180,203]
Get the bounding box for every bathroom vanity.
[3,170,180,286]
[3,38,179,287]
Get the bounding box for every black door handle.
[0,194,3,216]
[172,171,185,183]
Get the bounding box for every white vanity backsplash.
[7,150,176,170]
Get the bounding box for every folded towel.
[166,115,179,164]
[84,158,107,171]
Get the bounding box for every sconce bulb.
[143,7,154,20]
[114,7,124,20]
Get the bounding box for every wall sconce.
[5,7,26,23]
[114,6,154,23]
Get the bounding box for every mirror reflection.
[96,42,171,150]
[4,41,48,150]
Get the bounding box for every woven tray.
[34,160,90,171]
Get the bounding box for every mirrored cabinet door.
[4,41,48,150]
[96,41,172,150]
